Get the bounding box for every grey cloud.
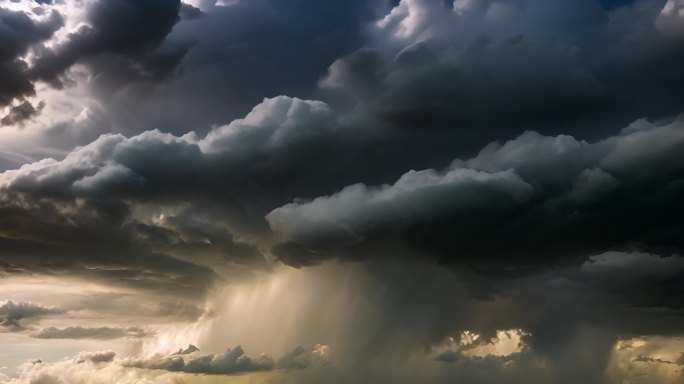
[148,299,207,322]
[577,252,684,312]
[268,116,684,267]
[10,344,334,384]
[322,0,684,142]
[32,326,152,340]
[123,345,275,375]
[3,2,684,384]
[17,0,683,198]
[0,6,63,106]
[0,60,33,107]
[1,100,45,126]
[112,344,328,376]
[0,7,62,62]
[0,96,351,295]
[3,91,684,307]
[17,96,341,201]
[85,0,385,136]
[0,95,345,216]
[0,300,61,331]
[0,0,188,117]
[0,185,222,299]
[29,0,184,87]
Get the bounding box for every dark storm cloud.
[0,103,365,295]
[29,0,185,88]
[268,116,684,267]
[0,96,348,293]
[0,300,61,331]
[1,100,45,126]
[0,6,62,105]
[92,0,385,135]
[69,344,329,377]
[124,0,682,201]
[32,326,151,340]
[18,344,330,382]
[0,176,223,297]
[3,92,684,294]
[0,95,347,214]
[322,0,684,142]
[2,2,684,382]
[0,0,189,115]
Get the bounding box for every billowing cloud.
[0,0,185,112]
[268,116,684,266]
[0,300,60,331]
[1,343,334,384]
[0,96,351,296]
[1,1,684,383]
[0,5,62,105]
[123,345,275,374]
[91,0,382,134]
[1,101,44,126]
[323,0,684,141]
[29,0,185,88]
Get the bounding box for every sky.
[0,0,684,383]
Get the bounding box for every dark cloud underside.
[1,1,684,383]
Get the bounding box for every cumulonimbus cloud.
[268,116,684,266]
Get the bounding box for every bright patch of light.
[434,329,529,358]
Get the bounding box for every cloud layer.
[1,1,684,383]
[0,300,60,331]
[268,116,684,266]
